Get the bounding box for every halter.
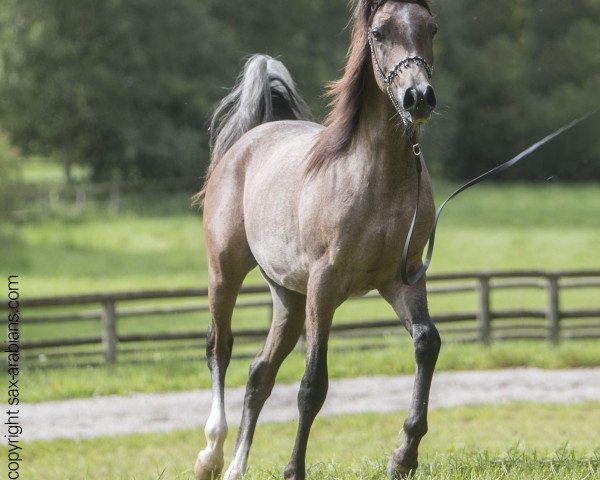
[367,32,433,127]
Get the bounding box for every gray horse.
[195,1,440,479]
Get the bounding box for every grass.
[3,182,600,297]
[21,339,600,403]
[5,170,600,478]
[14,402,600,479]
[3,179,599,402]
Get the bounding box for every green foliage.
[0,131,22,240]
[427,0,600,180]
[209,0,349,120]
[0,0,235,183]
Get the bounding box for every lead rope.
[400,109,599,286]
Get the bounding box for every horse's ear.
[357,0,385,23]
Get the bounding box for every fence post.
[102,300,118,364]
[477,275,491,344]
[546,274,560,345]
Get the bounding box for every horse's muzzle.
[403,85,436,122]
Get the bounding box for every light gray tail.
[199,55,312,197]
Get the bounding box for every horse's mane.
[305,0,431,175]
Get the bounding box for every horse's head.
[367,1,437,125]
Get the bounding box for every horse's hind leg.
[195,257,254,480]
[223,274,306,480]
[379,277,441,479]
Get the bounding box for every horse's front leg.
[379,277,441,478]
[284,267,340,480]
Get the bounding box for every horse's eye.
[371,28,383,41]
[430,23,439,37]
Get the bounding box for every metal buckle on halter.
[412,143,421,156]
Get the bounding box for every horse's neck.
[351,78,416,184]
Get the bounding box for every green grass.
[4,181,600,403]
[9,182,600,344]
[14,402,600,479]
[21,339,600,403]
[3,183,600,297]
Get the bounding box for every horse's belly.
[252,241,309,294]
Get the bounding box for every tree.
[1,0,597,184]
[426,0,600,181]
[0,0,235,184]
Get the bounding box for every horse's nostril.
[425,85,437,108]
[403,87,418,111]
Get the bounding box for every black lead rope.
[400,108,599,286]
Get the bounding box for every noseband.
[367,33,433,126]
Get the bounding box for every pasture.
[5,168,600,478]
[4,1,599,476]
[5,177,600,403]
[19,339,600,403]
[6,180,600,297]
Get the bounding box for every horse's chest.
[344,212,407,277]
[320,191,434,292]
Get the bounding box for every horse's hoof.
[194,451,223,480]
[387,457,417,479]
[283,463,305,480]
[222,468,244,480]
[194,460,221,480]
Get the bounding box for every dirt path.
[23,368,600,442]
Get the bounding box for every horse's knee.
[297,353,328,416]
[246,358,275,404]
[412,323,441,364]
[298,377,328,414]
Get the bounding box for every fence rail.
[17,270,600,365]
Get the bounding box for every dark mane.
[305,0,431,175]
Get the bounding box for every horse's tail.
[196,55,312,202]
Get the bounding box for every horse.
[195,1,441,479]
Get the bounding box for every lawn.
[14,402,600,479]
[4,182,600,297]
[5,169,600,480]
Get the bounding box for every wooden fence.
[18,270,600,365]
